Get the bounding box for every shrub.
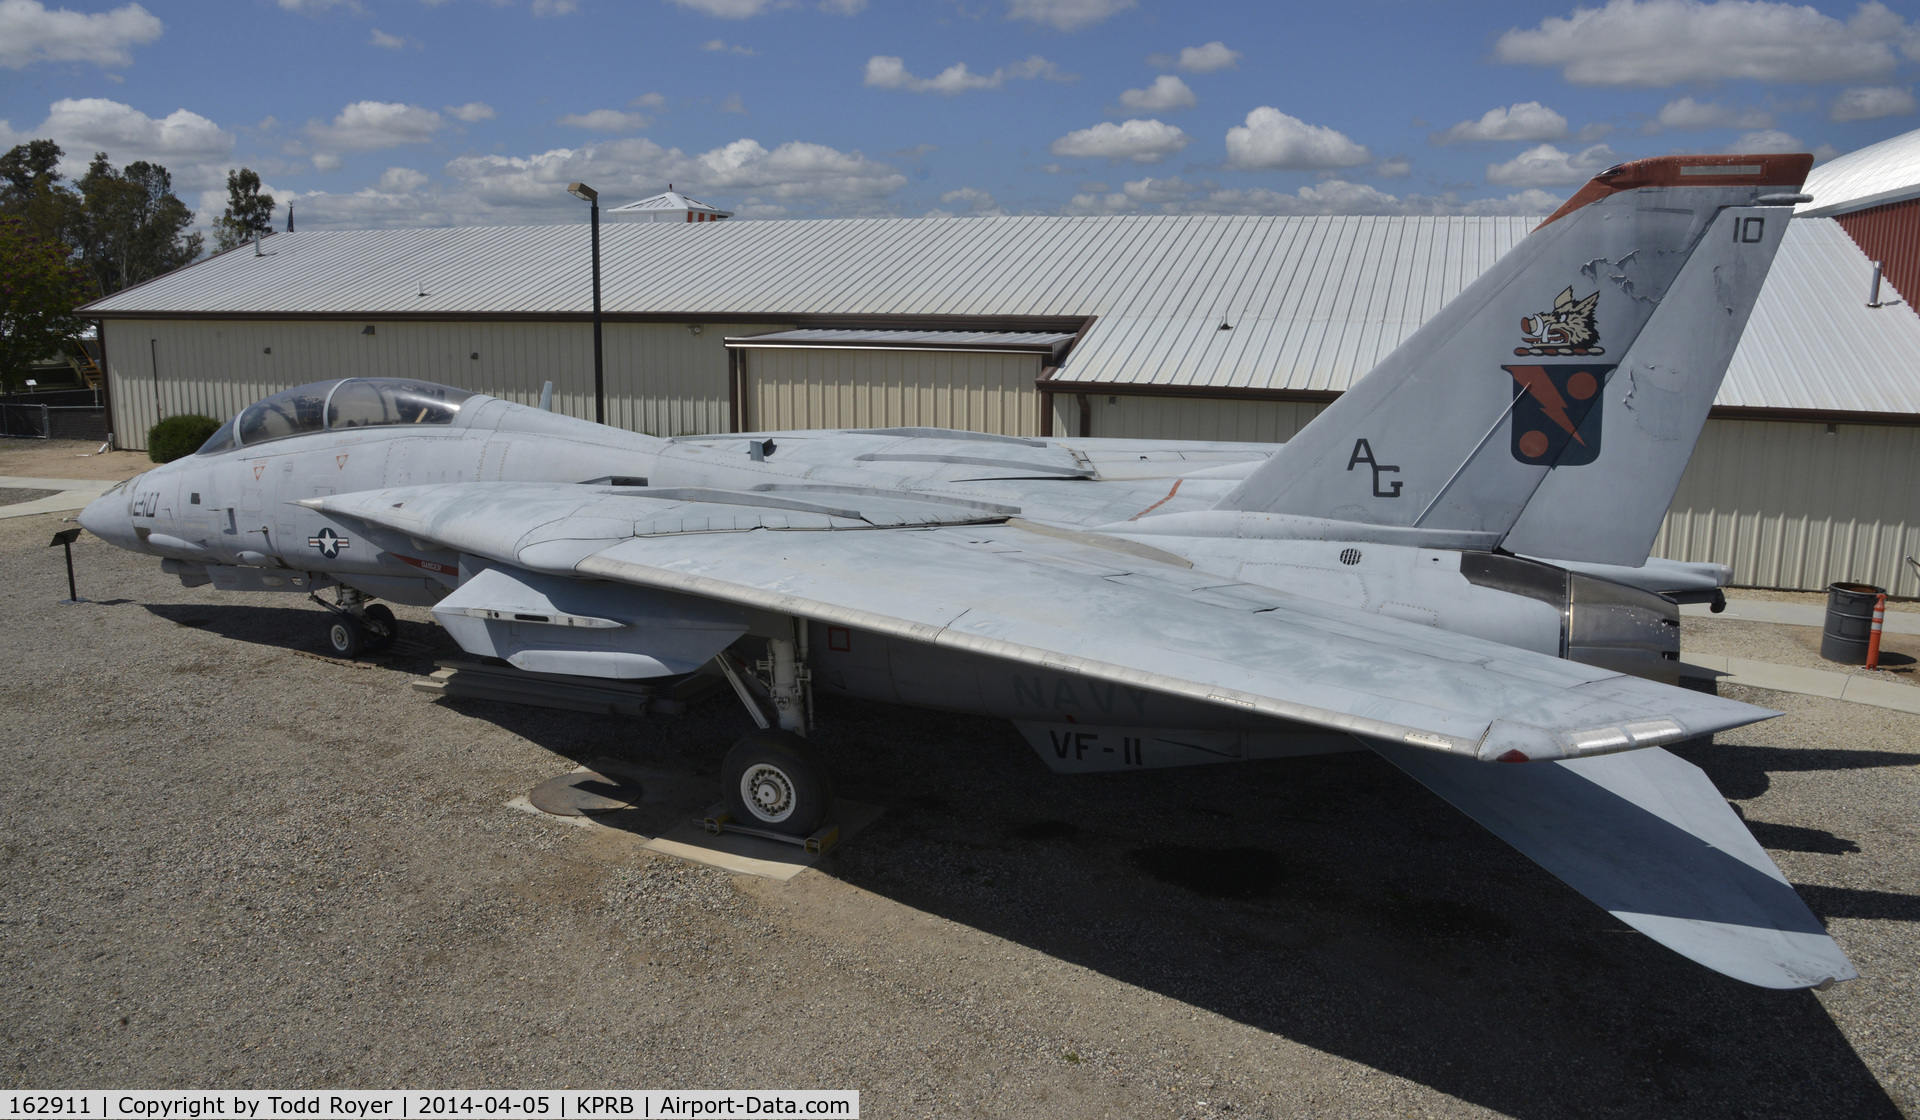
[147,414,222,463]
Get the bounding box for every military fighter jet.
[82,153,1855,989]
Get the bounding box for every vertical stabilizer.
[1215,155,1812,563]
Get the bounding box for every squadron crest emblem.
[1515,286,1604,356]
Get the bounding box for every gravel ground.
[1686,612,1920,687]
[0,489,60,507]
[0,439,148,482]
[3,510,1917,1118]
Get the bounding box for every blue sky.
[6,0,1920,230]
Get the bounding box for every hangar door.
[729,329,1074,437]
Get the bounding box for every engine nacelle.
[1459,553,1680,684]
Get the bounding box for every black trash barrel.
[1821,582,1885,664]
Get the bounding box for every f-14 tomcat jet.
[82,154,1855,989]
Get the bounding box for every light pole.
[566,181,604,425]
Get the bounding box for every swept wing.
[306,481,1771,765]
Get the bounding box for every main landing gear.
[312,586,396,658]
[714,623,834,838]
[723,729,834,838]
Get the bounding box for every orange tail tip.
[1536,152,1816,230]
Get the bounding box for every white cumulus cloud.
[1430,102,1569,145]
[864,54,1068,94]
[1050,118,1188,163]
[1007,0,1133,31]
[1146,41,1240,72]
[668,0,781,16]
[376,167,428,193]
[1495,0,1920,87]
[1225,107,1370,170]
[0,0,161,69]
[306,101,443,153]
[1830,85,1917,121]
[1486,143,1619,187]
[926,186,1005,217]
[40,97,231,162]
[269,134,909,229]
[1727,128,1805,152]
[558,109,650,132]
[1066,177,1561,217]
[13,97,232,189]
[1651,97,1774,130]
[369,28,404,48]
[1119,75,1196,113]
[445,102,495,122]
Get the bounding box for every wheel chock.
[701,809,842,855]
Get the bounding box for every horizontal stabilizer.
[1372,741,1855,989]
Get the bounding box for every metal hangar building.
[82,169,1920,596]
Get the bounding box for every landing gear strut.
[311,586,397,658]
[714,620,832,837]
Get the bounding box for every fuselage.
[84,378,1691,762]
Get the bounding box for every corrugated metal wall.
[1655,417,1920,596]
[746,348,1043,435]
[105,319,789,448]
[1834,197,1920,306]
[1076,393,1330,442]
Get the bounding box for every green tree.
[75,153,202,297]
[0,216,87,393]
[0,139,80,248]
[213,167,274,251]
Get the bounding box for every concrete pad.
[643,800,886,882]
[1681,598,1920,636]
[0,476,120,520]
[0,495,93,519]
[1679,654,1920,715]
[0,476,120,491]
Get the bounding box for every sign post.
[49,527,84,603]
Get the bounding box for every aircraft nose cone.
[78,486,130,546]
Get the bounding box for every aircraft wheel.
[326,616,367,658]
[363,603,398,649]
[723,730,834,838]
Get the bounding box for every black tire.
[722,730,834,838]
[363,603,397,649]
[327,615,366,658]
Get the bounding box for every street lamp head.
[567,182,598,203]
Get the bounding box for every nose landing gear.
[312,587,397,658]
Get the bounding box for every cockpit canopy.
[197,378,477,455]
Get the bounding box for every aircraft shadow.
[796,696,1905,1120]
[1679,741,1920,800]
[140,605,1905,1115]
[143,601,462,673]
